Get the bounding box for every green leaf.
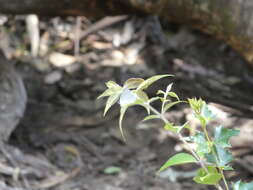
[168,92,180,101]
[164,122,178,133]
[200,103,216,123]
[137,74,173,91]
[158,153,197,172]
[123,78,144,89]
[192,132,210,158]
[104,166,122,174]
[233,180,253,190]
[106,81,121,88]
[214,126,240,148]
[193,166,222,185]
[188,98,205,114]
[163,101,183,113]
[165,83,173,93]
[215,145,233,166]
[97,88,119,99]
[119,105,128,141]
[205,145,233,167]
[143,115,160,121]
[148,97,160,104]
[135,90,149,102]
[157,90,165,95]
[104,93,121,116]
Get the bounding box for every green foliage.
[158,153,197,172]
[193,166,222,185]
[99,74,252,190]
[191,132,210,158]
[214,126,240,148]
[103,166,122,174]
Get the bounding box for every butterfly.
[119,88,137,106]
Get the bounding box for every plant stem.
[202,125,229,190]
[148,105,208,172]
[148,104,224,190]
[220,169,230,190]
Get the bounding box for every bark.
[0,0,253,67]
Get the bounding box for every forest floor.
[0,15,253,190]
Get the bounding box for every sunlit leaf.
[97,88,120,99]
[168,92,180,101]
[143,115,160,121]
[205,145,233,167]
[188,98,205,114]
[157,90,165,95]
[163,101,184,113]
[192,132,210,158]
[104,166,122,174]
[215,145,233,166]
[106,81,121,88]
[124,78,144,89]
[200,103,216,123]
[196,114,207,127]
[214,126,240,148]
[137,74,173,91]
[135,90,149,102]
[119,88,137,106]
[119,105,129,141]
[193,166,222,185]
[148,97,161,104]
[233,180,253,190]
[104,93,121,116]
[164,122,178,132]
[158,153,197,172]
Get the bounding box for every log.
[1,0,253,66]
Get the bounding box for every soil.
[0,15,252,190]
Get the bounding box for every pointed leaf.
[106,81,121,88]
[215,145,233,166]
[193,166,222,185]
[148,97,160,104]
[157,90,165,95]
[200,103,216,123]
[168,92,180,101]
[158,153,197,172]
[214,126,240,148]
[104,166,122,174]
[123,78,144,89]
[205,145,233,167]
[143,115,160,121]
[97,88,118,99]
[192,132,210,158]
[137,74,173,91]
[104,93,121,116]
[163,101,183,113]
[166,83,173,93]
[164,122,178,133]
[135,90,149,102]
[119,105,128,141]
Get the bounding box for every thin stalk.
[148,104,224,190]
[202,125,229,190]
[148,105,208,172]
